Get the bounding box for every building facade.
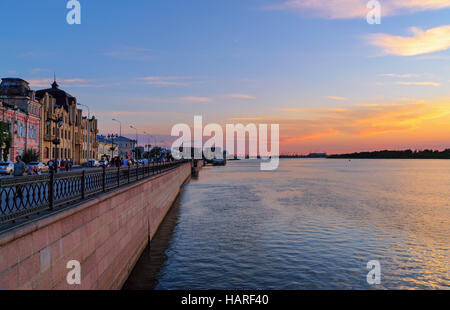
[36,80,98,165]
[115,136,137,159]
[97,135,119,161]
[0,78,41,162]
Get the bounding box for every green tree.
[22,149,40,164]
[0,122,12,162]
[133,147,143,160]
[147,147,163,160]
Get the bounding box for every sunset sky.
[1,0,449,154]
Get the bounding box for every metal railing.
[0,160,188,226]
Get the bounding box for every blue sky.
[1,0,450,153]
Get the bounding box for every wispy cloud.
[228,117,268,121]
[395,81,441,86]
[30,68,50,74]
[179,96,213,103]
[368,25,450,56]
[325,96,347,101]
[225,94,256,100]
[102,110,192,117]
[138,76,192,87]
[19,51,35,57]
[378,73,421,78]
[27,78,101,88]
[265,0,450,19]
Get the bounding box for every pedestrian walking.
[13,156,26,199]
[14,156,26,177]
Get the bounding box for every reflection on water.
[124,159,450,290]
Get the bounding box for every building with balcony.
[36,79,98,165]
[0,78,41,162]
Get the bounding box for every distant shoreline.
[279,149,450,160]
[279,157,450,160]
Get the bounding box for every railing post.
[136,164,139,181]
[81,170,86,199]
[117,166,120,187]
[102,166,106,192]
[49,169,54,210]
[128,165,131,183]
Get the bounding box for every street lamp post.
[112,118,122,137]
[130,125,138,160]
[46,117,63,173]
[107,134,118,162]
[77,103,91,163]
[143,131,152,158]
[112,119,122,156]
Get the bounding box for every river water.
[123,159,450,290]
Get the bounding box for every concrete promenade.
[0,161,194,289]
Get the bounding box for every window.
[17,122,27,138]
[28,125,37,139]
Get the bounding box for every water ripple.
[124,159,450,290]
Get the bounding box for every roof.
[97,135,110,144]
[116,136,135,142]
[0,78,31,96]
[35,79,76,108]
[97,135,135,143]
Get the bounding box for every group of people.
[12,154,175,178]
[108,157,140,168]
[12,156,41,176]
[47,159,73,172]
[104,156,173,168]
[9,156,76,178]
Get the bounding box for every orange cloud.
[267,0,450,19]
[270,99,450,153]
[282,129,340,144]
[228,117,269,121]
[395,81,441,86]
[226,94,256,100]
[378,73,421,78]
[325,96,348,101]
[368,25,450,56]
[179,96,213,103]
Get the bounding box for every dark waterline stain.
[122,194,182,290]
